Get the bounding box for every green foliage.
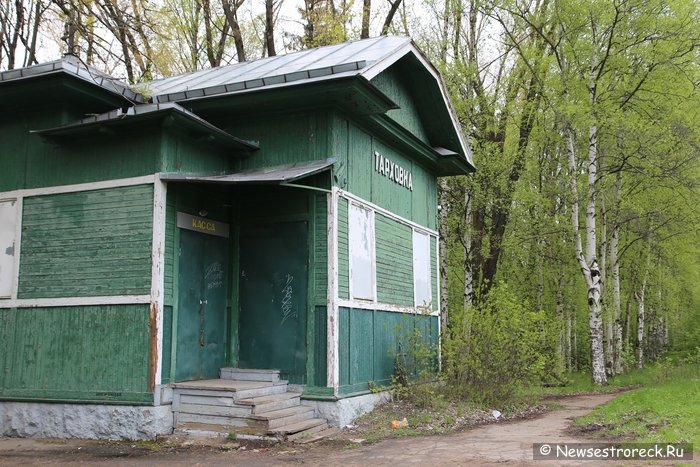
[443,283,561,405]
[389,319,443,409]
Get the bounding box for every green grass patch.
[573,363,700,445]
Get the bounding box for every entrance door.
[175,228,229,381]
[238,221,308,382]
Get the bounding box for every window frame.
[0,197,20,299]
[348,201,376,302]
[412,228,432,308]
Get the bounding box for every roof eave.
[33,105,258,153]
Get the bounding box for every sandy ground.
[1,393,697,466]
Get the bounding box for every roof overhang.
[0,55,145,106]
[166,75,398,118]
[160,158,335,186]
[32,103,259,153]
[365,49,474,172]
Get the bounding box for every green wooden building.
[0,36,473,439]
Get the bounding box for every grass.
[341,350,700,448]
[538,357,700,447]
[573,366,700,445]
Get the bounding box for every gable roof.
[143,36,473,170]
[0,37,473,172]
[146,36,409,101]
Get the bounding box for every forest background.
[2,0,699,391]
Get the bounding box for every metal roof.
[146,36,411,102]
[160,158,335,185]
[142,36,472,168]
[0,55,145,103]
[1,37,473,170]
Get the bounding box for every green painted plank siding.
[346,123,373,201]
[431,236,438,312]
[161,305,173,385]
[159,130,234,174]
[18,185,154,298]
[0,305,152,403]
[370,68,430,145]
[338,307,438,395]
[164,194,176,305]
[219,112,330,171]
[314,194,328,305]
[337,197,349,300]
[375,214,414,306]
[332,116,438,231]
[313,306,327,387]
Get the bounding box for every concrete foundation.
[0,402,173,440]
[302,391,392,427]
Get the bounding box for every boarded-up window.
[0,199,18,298]
[349,203,375,300]
[413,230,431,307]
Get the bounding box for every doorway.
[238,221,308,383]
[175,227,229,382]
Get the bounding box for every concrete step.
[252,405,315,430]
[237,392,302,414]
[176,421,272,436]
[292,426,342,444]
[269,418,327,437]
[175,401,253,418]
[175,413,268,434]
[220,368,281,383]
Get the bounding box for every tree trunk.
[611,174,623,374]
[566,125,607,385]
[555,278,565,375]
[221,0,246,62]
[360,0,370,38]
[438,178,450,337]
[635,276,646,369]
[264,0,276,56]
[380,0,402,35]
[463,189,473,308]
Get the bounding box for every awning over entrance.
[160,158,335,186]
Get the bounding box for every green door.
[175,228,229,381]
[238,221,308,383]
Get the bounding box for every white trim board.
[336,299,438,317]
[337,189,438,236]
[0,175,156,199]
[0,295,152,309]
[327,188,340,392]
[151,175,167,389]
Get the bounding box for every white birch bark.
[611,174,623,374]
[438,178,450,336]
[635,273,647,369]
[600,188,613,376]
[463,189,473,309]
[567,125,607,385]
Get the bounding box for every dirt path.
[1,392,695,465]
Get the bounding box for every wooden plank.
[179,394,236,407]
[176,412,267,430]
[18,185,154,299]
[176,403,251,417]
[0,305,151,402]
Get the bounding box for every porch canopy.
[159,158,335,187]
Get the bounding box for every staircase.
[172,369,337,442]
